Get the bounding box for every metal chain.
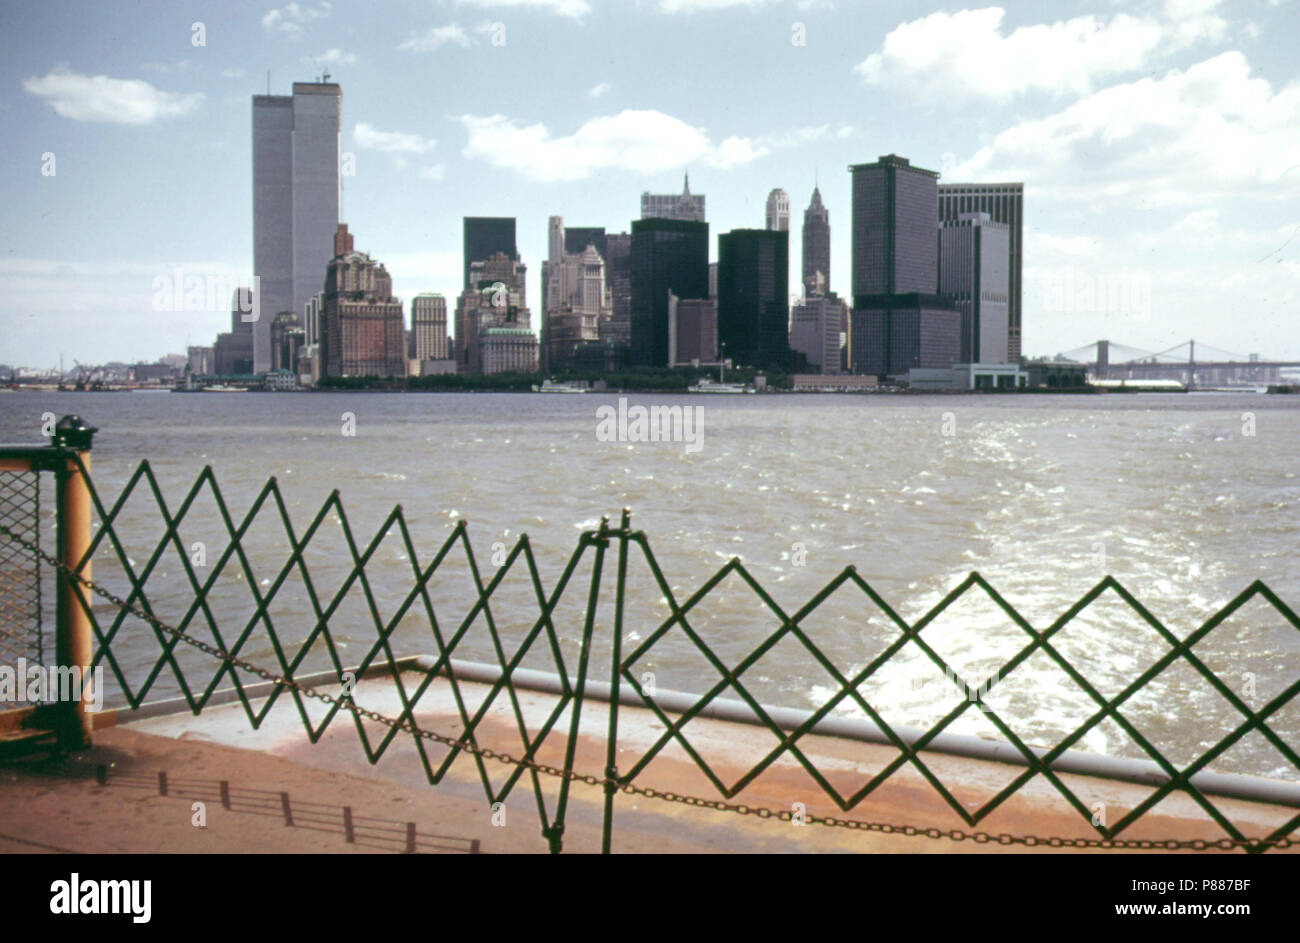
[2,521,1293,852]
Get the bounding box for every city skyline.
[3,1,1298,367]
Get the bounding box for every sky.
[1,0,1298,369]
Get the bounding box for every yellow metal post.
[54,416,96,750]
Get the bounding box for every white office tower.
[641,174,706,222]
[765,188,790,232]
[252,80,341,373]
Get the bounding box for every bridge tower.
[1188,339,1195,390]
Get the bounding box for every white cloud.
[399,24,472,52]
[458,109,766,181]
[421,164,446,181]
[22,70,203,125]
[858,1,1234,106]
[261,2,332,35]
[1163,0,1228,49]
[588,81,612,98]
[709,136,768,169]
[305,48,357,66]
[454,0,590,18]
[353,122,437,154]
[220,68,246,79]
[950,52,1300,207]
[856,7,1165,102]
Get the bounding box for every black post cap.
[52,415,97,450]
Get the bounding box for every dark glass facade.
[629,219,708,367]
[462,217,517,292]
[850,294,961,378]
[564,227,606,259]
[850,155,940,304]
[717,229,791,371]
[604,232,632,347]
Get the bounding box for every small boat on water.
[532,379,588,393]
[687,380,753,394]
[204,384,250,393]
[687,358,754,394]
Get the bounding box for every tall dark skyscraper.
[629,218,708,367]
[717,229,791,371]
[849,154,959,378]
[802,185,831,296]
[564,227,606,259]
[938,183,1024,362]
[604,232,632,348]
[462,217,518,292]
[851,154,941,301]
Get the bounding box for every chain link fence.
[0,468,42,673]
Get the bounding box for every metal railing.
[0,465,42,669]
[0,417,98,748]
[1,416,1298,853]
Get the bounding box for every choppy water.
[4,390,1299,780]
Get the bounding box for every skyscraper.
[214,288,255,375]
[457,252,534,374]
[641,174,706,222]
[603,232,632,347]
[789,293,847,374]
[850,154,940,301]
[765,189,790,232]
[939,212,1010,364]
[629,218,709,367]
[938,183,1024,362]
[717,229,791,372]
[668,293,717,366]
[462,217,518,293]
[849,154,959,378]
[411,293,450,361]
[321,225,406,378]
[564,227,606,259]
[802,186,831,296]
[270,310,304,373]
[542,216,611,372]
[252,80,341,374]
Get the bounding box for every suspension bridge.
[1055,340,1300,388]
